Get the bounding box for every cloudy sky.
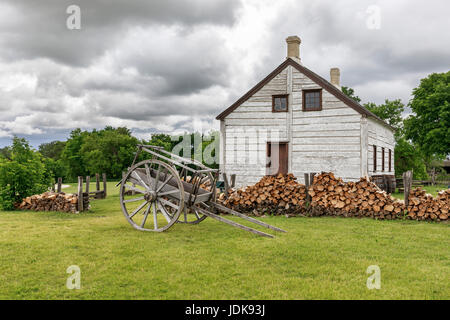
[0,0,449,147]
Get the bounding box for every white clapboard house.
[216,36,395,188]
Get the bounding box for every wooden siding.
[367,118,395,176]
[290,67,362,183]
[220,64,395,187]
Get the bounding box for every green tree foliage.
[79,127,139,179]
[364,99,405,135]
[61,128,89,179]
[0,137,52,210]
[342,86,361,103]
[38,140,66,159]
[404,71,450,157]
[394,138,428,179]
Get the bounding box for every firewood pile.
[220,174,307,216]
[17,192,87,213]
[407,188,449,221]
[219,172,449,223]
[308,172,405,220]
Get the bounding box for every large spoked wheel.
[120,159,184,232]
[177,172,214,224]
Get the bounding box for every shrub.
[0,137,52,210]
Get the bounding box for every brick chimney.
[286,36,301,63]
[330,67,341,89]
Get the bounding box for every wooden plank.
[85,176,90,194]
[57,177,62,193]
[77,176,83,212]
[304,173,310,202]
[96,173,100,192]
[195,206,274,238]
[102,173,107,198]
[211,203,287,233]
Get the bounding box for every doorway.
[266,142,288,175]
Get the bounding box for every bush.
[0,137,52,210]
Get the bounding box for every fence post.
[57,177,62,193]
[85,176,90,194]
[403,170,412,208]
[304,173,310,202]
[223,173,230,199]
[230,174,236,188]
[102,173,107,198]
[77,176,84,212]
[95,173,100,192]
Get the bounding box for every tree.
[364,99,405,135]
[342,86,361,103]
[0,137,52,210]
[394,137,428,179]
[79,127,139,179]
[61,128,89,179]
[404,71,450,157]
[38,141,66,160]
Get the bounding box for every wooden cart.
[117,145,286,238]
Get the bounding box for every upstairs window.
[382,147,385,172]
[272,95,288,112]
[302,89,322,111]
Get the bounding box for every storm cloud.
[0,0,449,146]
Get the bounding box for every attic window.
[302,89,322,111]
[272,95,288,112]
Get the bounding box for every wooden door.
[266,142,288,175]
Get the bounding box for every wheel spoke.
[193,208,201,220]
[159,198,180,210]
[123,196,145,203]
[152,201,158,230]
[183,206,187,222]
[156,174,173,193]
[140,203,151,228]
[144,163,154,190]
[154,164,161,191]
[129,200,148,219]
[131,170,151,191]
[125,184,146,194]
[157,200,172,223]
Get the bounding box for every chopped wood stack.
[220,174,307,216]
[308,172,405,220]
[18,192,87,213]
[407,188,449,221]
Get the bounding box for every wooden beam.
[57,177,62,193]
[102,173,107,198]
[77,176,84,212]
[195,206,274,238]
[211,203,286,233]
[85,176,90,194]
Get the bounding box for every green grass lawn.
[0,181,448,299]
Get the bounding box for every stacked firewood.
[407,188,449,221]
[18,192,86,213]
[221,174,307,216]
[308,172,405,220]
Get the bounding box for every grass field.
[0,181,448,299]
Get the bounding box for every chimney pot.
[286,36,301,63]
[330,67,341,89]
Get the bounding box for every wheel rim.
[120,159,184,232]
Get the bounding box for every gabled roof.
[216,58,394,131]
